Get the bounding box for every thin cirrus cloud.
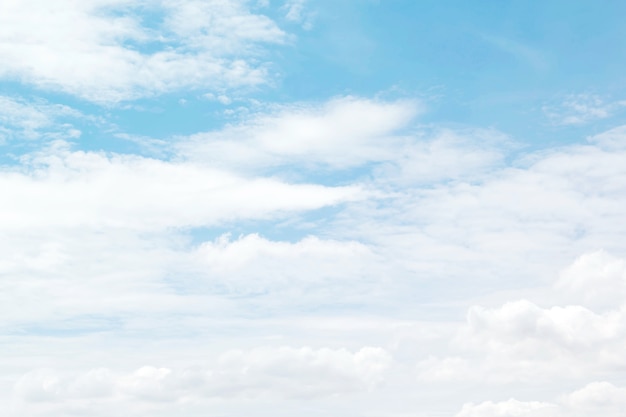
[0,96,82,143]
[0,0,286,103]
[542,94,626,126]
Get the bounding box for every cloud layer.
[0,0,286,102]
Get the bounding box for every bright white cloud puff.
[0,0,285,102]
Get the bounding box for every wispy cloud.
[543,93,626,126]
[0,96,82,143]
[282,0,314,29]
[481,34,549,72]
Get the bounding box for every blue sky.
[2,1,626,416]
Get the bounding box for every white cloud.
[456,382,626,417]
[13,346,391,405]
[0,0,287,103]
[193,233,382,298]
[373,127,508,185]
[0,96,81,143]
[456,399,556,417]
[415,249,626,392]
[561,381,626,414]
[466,300,625,356]
[588,124,626,149]
[543,94,626,126]
[4,101,626,416]
[0,142,362,232]
[179,96,421,170]
[282,0,314,29]
[555,250,626,310]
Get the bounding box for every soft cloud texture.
[0,96,81,143]
[0,0,286,102]
[10,346,391,417]
[0,142,362,231]
[543,94,626,126]
[3,107,626,417]
[456,382,626,417]
[179,96,421,170]
[2,1,626,416]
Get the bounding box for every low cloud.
[14,346,391,404]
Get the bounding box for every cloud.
[455,382,626,417]
[0,96,81,143]
[282,0,314,29]
[0,142,362,232]
[0,0,287,103]
[178,96,421,170]
[466,299,625,356]
[588,124,626,149]
[13,346,391,405]
[192,233,383,299]
[373,127,508,186]
[543,94,626,126]
[3,100,626,415]
[555,250,626,310]
[456,399,556,417]
[417,251,626,384]
[481,34,549,72]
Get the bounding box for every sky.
[2,1,626,416]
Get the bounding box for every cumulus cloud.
[456,382,626,417]
[0,0,286,103]
[13,346,391,405]
[555,250,626,310]
[418,251,626,384]
[456,398,556,417]
[194,233,381,297]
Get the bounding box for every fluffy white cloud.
[13,346,391,405]
[555,250,626,310]
[561,381,626,415]
[456,399,556,417]
[467,300,624,351]
[418,252,626,384]
[194,233,381,297]
[0,0,286,102]
[456,382,626,417]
